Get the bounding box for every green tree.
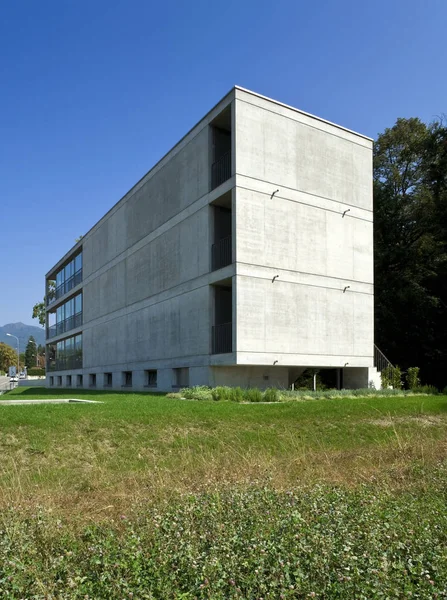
[406,367,421,390]
[32,300,46,327]
[374,118,447,387]
[25,336,37,369]
[0,342,18,373]
[32,281,55,327]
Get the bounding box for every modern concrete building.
[45,86,381,391]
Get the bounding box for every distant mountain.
[0,322,45,351]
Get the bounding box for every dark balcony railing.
[47,311,82,339]
[212,322,232,354]
[47,354,83,372]
[212,235,232,271]
[50,268,83,303]
[211,152,231,190]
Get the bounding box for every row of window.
[48,367,190,388]
[47,334,82,371]
[47,293,83,339]
[56,252,83,290]
[49,369,158,388]
[47,252,83,305]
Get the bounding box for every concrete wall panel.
[236,98,372,210]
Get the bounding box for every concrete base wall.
[342,367,381,389]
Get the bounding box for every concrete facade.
[45,87,376,392]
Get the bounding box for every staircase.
[374,344,394,372]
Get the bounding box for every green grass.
[1,387,447,515]
[1,387,447,597]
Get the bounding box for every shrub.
[381,365,402,389]
[180,386,213,401]
[27,368,45,377]
[229,387,244,402]
[263,387,279,402]
[243,388,263,402]
[211,386,231,401]
[406,367,420,390]
[413,385,439,395]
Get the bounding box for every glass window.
[65,337,74,357]
[56,340,64,360]
[56,270,63,288]
[56,305,64,324]
[75,253,82,273]
[75,334,82,351]
[65,298,74,319]
[65,260,74,280]
[75,293,82,314]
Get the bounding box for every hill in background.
[0,322,45,351]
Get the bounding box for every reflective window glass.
[75,293,82,314]
[75,253,82,272]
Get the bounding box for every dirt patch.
[367,415,444,427]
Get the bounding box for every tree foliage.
[374,118,447,387]
[32,300,46,327]
[0,342,18,373]
[25,336,37,369]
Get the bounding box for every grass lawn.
[2,387,447,598]
[1,386,447,517]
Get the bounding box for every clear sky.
[0,0,446,327]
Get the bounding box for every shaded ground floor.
[46,364,381,392]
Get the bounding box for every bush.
[180,386,213,401]
[412,385,439,395]
[381,365,402,389]
[211,386,231,401]
[229,387,244,402]
[244,388,263,402]
[27,368,45,377]
[406,367,420,390]
[263,387,279,402]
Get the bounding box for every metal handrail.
[211,152,231,190]
[211,235,232,271]
[53,268,83,302]
[47,311,83,339]
[374,344,394,372]
[47,354,83,372]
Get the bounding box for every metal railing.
[374,344,394,372]
[47,268,83,305]
[47,311,83,339]
[212,322,232,354]
[212,235,232,271]
[47,354,83,372]
[211,152,231,190]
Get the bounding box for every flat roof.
[234,86,373,142]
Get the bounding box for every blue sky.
[0,0,446,326]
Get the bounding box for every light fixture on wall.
[272,274,279,283]
[342,209,351,218]
[271,189,279,199]
[343,286,350,293]
[273,360,278,365]
[344,362,349,367]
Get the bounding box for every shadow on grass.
[6,387,167,398]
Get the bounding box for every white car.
[9,376,18,383]
[19,373,26,379]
